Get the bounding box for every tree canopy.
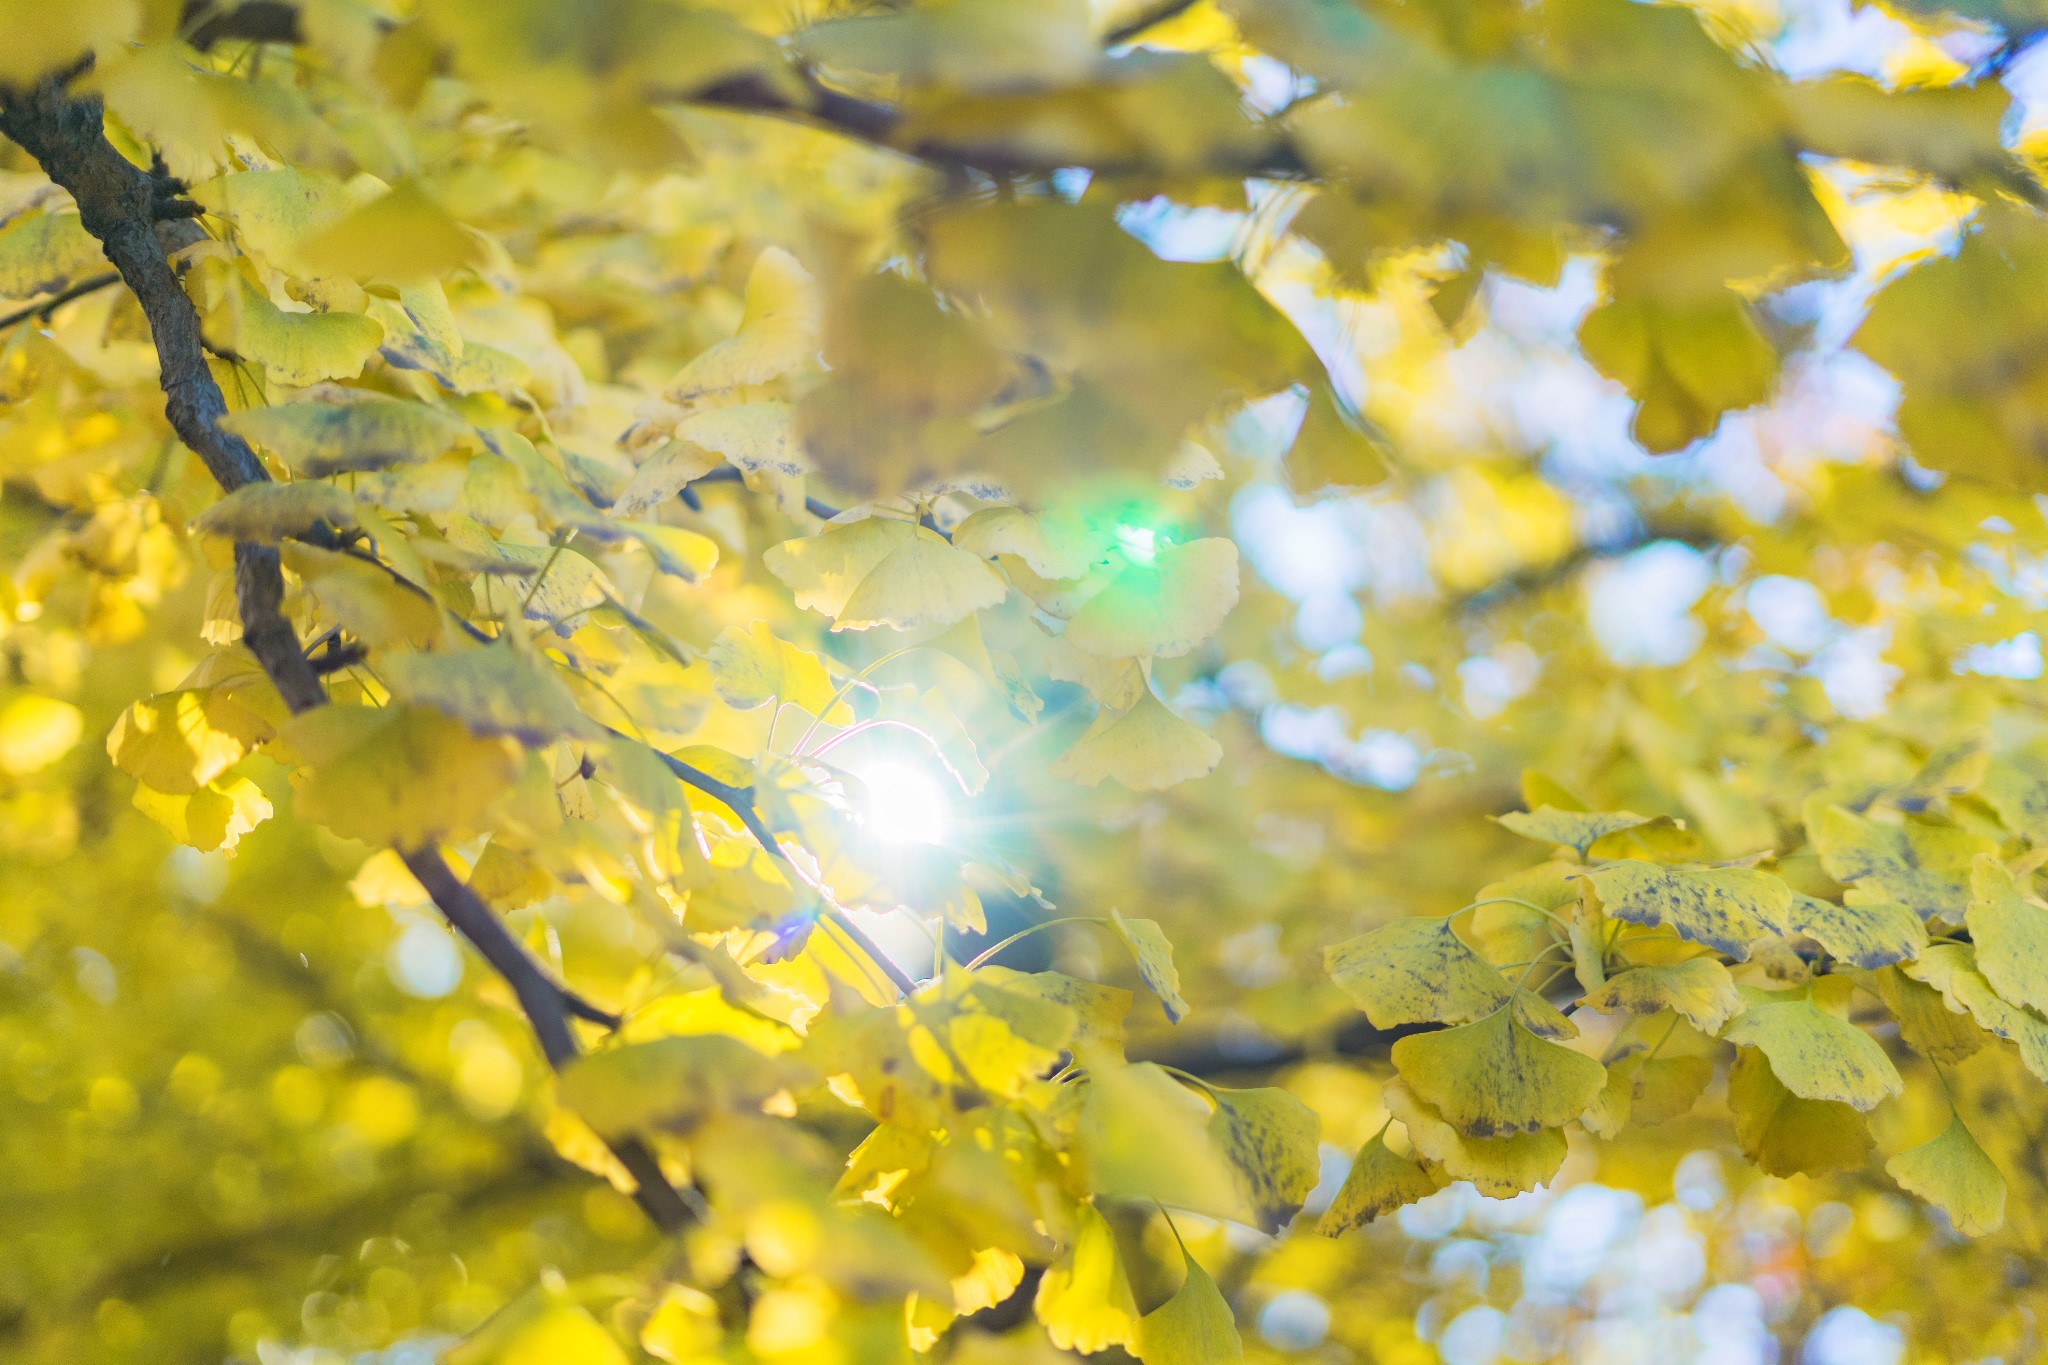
[5,0,2048,1361]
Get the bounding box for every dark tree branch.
[0,269,119,331]
[1103,0,1204,47]
[0,74,690,1233]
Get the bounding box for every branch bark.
[0,73,692,1233]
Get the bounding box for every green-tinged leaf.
[193,482,358,542]
[1109,910,1188,1024]
[1206,1085,1321,1234]
[0,211,103,299]
[1771,892,1927,970]
[220,397,476,476]
[1806,801,1989,921]
[1585,861,1784,958]
[1727,1047,1874,1178]
[1063,538,1240,661]
[1579,958,1741,1034]
[381,643,599,744]
[282,705,519,846]
[1049,689,1222,791]
[703,619,839,717]
[1383,1079,1567,1197]
[199,265,384,387]
[1497,806,1654,856]
[295,179,485,282]
[1905,944,2048,1081]
[557,1035,811,1133]
[1391,1003,1607,1137]
[1964,854,2048,1013]
[1076,1058,1252,1225]
[1133,1249,1243,1365]
[1870,965,1985,1065]
[1886,1114,2006,1237]
[1325,916,1514,1029]
[1720,982,1903,1111]
[765,516,1008,632]
[1318,1128,1441,1235]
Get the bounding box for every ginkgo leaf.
[1077,1058,1252,1225]
[704,620,840,718]
[108,688,274,795]
[283,705,520,847]
[189,166,354,271]
[464,536,615,628]
[557,1035,810,1133]
[1383,1079,1568,1197]
[1318,1128,1441,1235]
[1390,1003,1607,1137]
[1630,1054,1714,1126]
[1719,984,1903,1111]
[1806,800,1989,921]
[294,179,484,282]
[1206,1085,1321,1234]
[664,246,819,402]
[675,401,807,478]
[220,397,476,477]
[1132,1249,1243,1365]
[1584,861,1784,958]
[1904,944,2048,1081]
[1579,958,1741,1034]
[765,516,1007,632]
[1727,1047,1874,1178]
[1870,965,1984,1065]
[953,506,1103,581]
[1496,806,1655,857]
[1979,744,2048,843]
[1110,910,1188,1024]
[1324,916,1513,1029]
[1886,1113,2006,1237]
[1062,538,1240,660]
[382,644,600,744]
[0,0,138,91]
[610,439,723,517]
[199,266,384,387]
[0,210,103,300]
[1034,1200,1138,1355]
[193,482,359,543]
[447,1299,630,1365]
[1964,854,2048,1014]
[1770,892,1927,970]
[1048,688,1222,791]
[132,774,273,854]
[611,521,720,583]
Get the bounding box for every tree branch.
[0,269,119,331]
[0,73,691,1234]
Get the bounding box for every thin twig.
[0,269,119,331]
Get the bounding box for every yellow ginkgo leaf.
[1964,854,2048,1014]
[220,397,476,476]
[609,439,724,517]
[1806,799,1989,921]
[1318,1127,1442,1235]
[1869,965,1984,1065]
[1904,944,2048,1081]
[449,1300,630,1365]
[1033,1200,1138,1355]
[1886,1113,2006,1237]
[1109,909,1188,1023]
[1076,1056,1253,1225]
[1047,688,1222,791]
[1132,1249,1243,1365]
[664,246,819,402]
[1324,916,1514,1030]
[132,774,273,855]
[675,400,807,478]
[1719,983,1903,1111]
[1383,1079,1567,1197]
[1630,1054,1715,1126]
[382,644,599,744]
[639,1285,721,1364]
[189,166,354,271]
[1063,538,1239,660]
[295,179,485,282]
[0,0,138,91]
[1390,1002,1607,1137]
[1579,957,1741,1034]
[193,482,358,543]
[1726,1046,1874,1178]
[704,619,840,717]
[1207,1084,1322,1234]
[108,688,275,795]
[1770,891,1927,970]
[1584,861,1785,958]
[0,211,103,300]
[198,265,385,387]
[612,522,720,583]
[283,704,520,847]
[953,506,1103,581]
[1496,806,1655,857]
[764,516,1007,632]
[0,693,82,775]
